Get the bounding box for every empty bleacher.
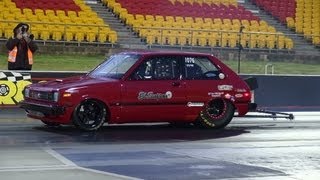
[103,0,293,49]
[0,0,117,44]
[252,0,319,46]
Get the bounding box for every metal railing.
[135,26,320,51]
[265,63,274,75]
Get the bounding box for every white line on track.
[44,147,142,180]
[0,165,77,172]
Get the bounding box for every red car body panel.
[20,51,252,125]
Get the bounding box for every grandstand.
[0,0,319,60]
[252,0,319,47]
[102,0,295,50]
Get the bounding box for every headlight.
[24,88,30,98]
[53,92,59,102]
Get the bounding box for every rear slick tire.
[196,99,235,129]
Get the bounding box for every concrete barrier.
[243,75,320,111]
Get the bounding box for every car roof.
[119,50,213,57]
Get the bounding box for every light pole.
[237,25,245,74]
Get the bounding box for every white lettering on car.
[185,57,195,63]
[187,102,205,107]
[138,91,173,100]
[208,92,224,97]
[235,88,246,93]
[218,85,233,91]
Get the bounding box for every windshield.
[89,54,141,79]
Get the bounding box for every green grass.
[0,54,105,71]
[0,54,319,75]
[223,60,320,75]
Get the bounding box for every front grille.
[29,91,54,101]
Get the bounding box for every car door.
[181,55,227,120]
[119,55,187,123]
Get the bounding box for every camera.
[21,25,27,33]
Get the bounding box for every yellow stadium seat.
[266,34,276,49]
[167,31,178,45]
[202,22,211,30]
[228,33,237,48]
[108,31,117,43]
[155,15,165,22]
[207,32,219,47]
[185,17,194,23]
[146,33,156,45]
[258,34,267,48]
[75,30,85,42]
[195,17,203,24]
[67,11,78,18]
[56,10,66,17]
[204,18,213,24]
[52,25,64,41]
[33,9,43,15]
[232,19,241,26]
[286,17,295,29]
[45,10,55,16]
[4,27,13,38]
[49,16,60,23]
[22,8,33,15]
[165,16,175,23]
[249,33,258,48]
[285,38,294,49]
[175,16,185,23]
[182,22,192,29]
[14,13,27,21]
[211,23,221,31]
[39,25,50,41]
[277,34,285,49]
[87,27,98,42]
[64,27,75,41]
[177,31,189,46]
[145,15,154,21]
[312,36,320,45]
[0,24,4,38]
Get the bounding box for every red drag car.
[20,51,255,131]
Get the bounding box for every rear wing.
[244,77,258,90]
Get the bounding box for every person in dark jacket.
[6,23,38,70]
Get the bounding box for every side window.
[184,56,220,80]
[131,56,180,80]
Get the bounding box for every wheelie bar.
[245,108,294,120]
[241,77,294,120]
[236,103,294,120]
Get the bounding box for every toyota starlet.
[20,51,255,131]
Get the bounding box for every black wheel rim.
[76,100,105,128]
[206,99,227,119]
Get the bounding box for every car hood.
[30,75,118,91]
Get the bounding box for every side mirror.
[218,73,225,80]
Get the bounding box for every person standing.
[6,23,38,70]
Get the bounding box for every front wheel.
[72,99,107,131]
[196,99,235,129]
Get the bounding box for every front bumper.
[19,100,65,116]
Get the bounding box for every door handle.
[172,81,180,86]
